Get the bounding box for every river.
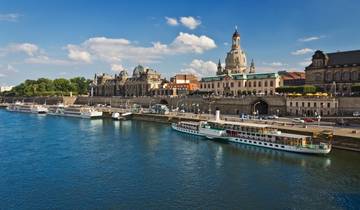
[0,109,359,209]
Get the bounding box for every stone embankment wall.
[338,97,360,115]
[0,96,76,105]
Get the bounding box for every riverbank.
[131,113,360,152]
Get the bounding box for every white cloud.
[291,48,314,55]
[180,59,217,77]
[0,13,20,22]
[65,32,216,65]
[25,55,72,65]
[171,32,216,53]
[263,62,287,67]
[165,17,178,26]
[180,16,201,30]
[8,43,39,56]
[298,36,324,42]
[111,64,125,72]
[66,45,92,63]
[298,58,312,66]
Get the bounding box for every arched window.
[335,72,341,81]
[342,72,350,81]
[326,71,333,81]
[351,71,358,81]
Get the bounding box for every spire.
[217,59,223,75]
[249,59,255,73]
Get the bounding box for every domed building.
[217,29,250,75]
[200,29,283,96]
[124,65,163,96]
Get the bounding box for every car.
[267,115,279,119]
[353,111,360,117]
[292,118,305,123]
[336,118,350,126]
[304,118,316,123]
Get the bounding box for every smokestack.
[215,109,220,121]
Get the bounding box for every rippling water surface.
[0,109,359,209]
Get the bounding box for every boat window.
[264,143,267,145]
[281,146,285,148]
[275,145,278,147]
[270,144,273,146]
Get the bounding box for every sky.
[1,0,360,86]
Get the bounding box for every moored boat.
[48,104,102,119]
[171,110,332,155]
[6,101,48,114]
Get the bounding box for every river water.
[0,109,359,209]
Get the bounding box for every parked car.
[304,118,316,123]
[292,118,305,123]
[267,115,279,119]
[336,118,350,126]
[353,111,360,117]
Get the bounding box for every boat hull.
[227,137,331,155]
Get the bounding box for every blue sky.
[1,0,360,85]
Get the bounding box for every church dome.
[133,65,145,77]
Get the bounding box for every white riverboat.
[6,101,48,114]
[111,112,132,120]
[48,104,102,119]
[172,110,332,155]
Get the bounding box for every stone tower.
[224,28,247,74]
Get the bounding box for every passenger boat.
[48,104,102,119]
[6,101,48,114]
[111,112,132,120]
[171,110,332,155]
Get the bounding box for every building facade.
[200,73,282,96]
[278,71,305,86]
[156,74,199,96]
[124,65,162,97]
[286,96,338,116]
[199,29,282,96]
[305,50,360,94]
[90,65,163,97]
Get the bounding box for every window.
[296,102,298,107]
[308,102,310,107]
[302,102,304,107]
[335,72,341,81]
[265,81,268,87]
[258,81,261,87]
[327,103,330,108]
[249,82,252,87]
[217,82,220,88]
[270,81,274,87]
[208,84,211,88]
[238,82,241,87]
[212,83,214,88]
[290,102,293,107]
[200,84,202,88]
[253,81,257,87]
[342,72,350,81]
[314,102,317,107]
[231,82,234,88]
